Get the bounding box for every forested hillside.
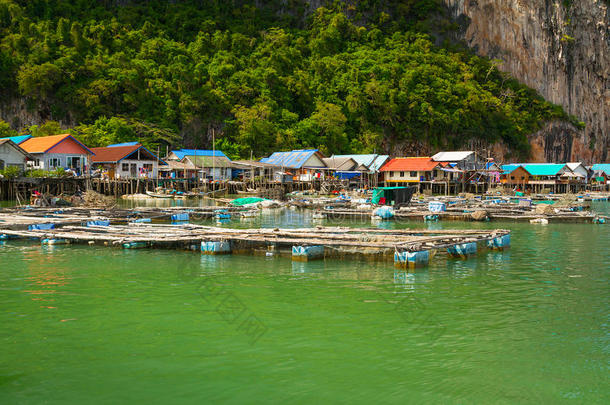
[0,0,581,158]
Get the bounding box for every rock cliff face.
[443,0,609,163]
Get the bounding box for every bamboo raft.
[0,208,511,267]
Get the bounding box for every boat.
[237,189,259,196]
[145,190,176,199]
[239,210,259,218]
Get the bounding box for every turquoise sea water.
[0,203,608,403]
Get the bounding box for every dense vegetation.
[0,0,581,158]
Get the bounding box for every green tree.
[28,120,64,137]
[0,119,17,138]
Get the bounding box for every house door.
[130,164,137,177]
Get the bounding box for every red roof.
[90,144,155,163]
[379,157,440,172]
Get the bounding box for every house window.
[511,176,515,180]
[143,163,153,172]
[67,156,81,169]
[410,171,417,177]
[0,159,4,170]
[400,171,404,177]
[121,163,129,171]
[48,158,61,168]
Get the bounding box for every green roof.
[184,156,233,168]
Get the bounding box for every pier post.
[487,234,510,251]
[292,245,324,262]
[447,242,477,259]
[201,240,232,255]
[394,250,430,268]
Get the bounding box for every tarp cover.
[231,197,269,206]
[336,171,361,180]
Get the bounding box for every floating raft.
[0,219,510,268]
[0,206,256,230]
[322,206,607,223]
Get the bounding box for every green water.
[1,204,609,403]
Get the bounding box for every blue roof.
[260,149,324,169]
[503,163,566,176]
[501,164,521,174]
[107,141,140,147]
[170,149,228,160]
[0,135,32,144]
[331,154,389,172]
[592,164,610,175]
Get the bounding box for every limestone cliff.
[443,0,609,163]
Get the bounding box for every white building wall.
[115,159,159,179]
[384,171,421,183]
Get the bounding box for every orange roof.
[20,134,94,154]
[379,157,440,172]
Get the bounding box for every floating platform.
[322,206,607,223]
[0,210,511,268]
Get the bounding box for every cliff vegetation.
[0,0,582,158]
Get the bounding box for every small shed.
[0,139,32,172]
[502,165,530,187]
[183,155,233,181]
[260,149,326,181]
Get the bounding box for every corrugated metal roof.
[501,164,522,174]
[233,160,279,168]
[431,151,474,162]
[592,164,610,175]
[370,155,390,171]
[379,157,439,172]
[159,160,197,170]
[331,154,377,167]
[322,157,357,171]
[331,154,389,172]
[260,149,324,169]
[518,163,566,176]
[503,163,567,176]
[0,135,32,144]
[170,149,228,160]
[107,141,140,147]
[183,155,233,168]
